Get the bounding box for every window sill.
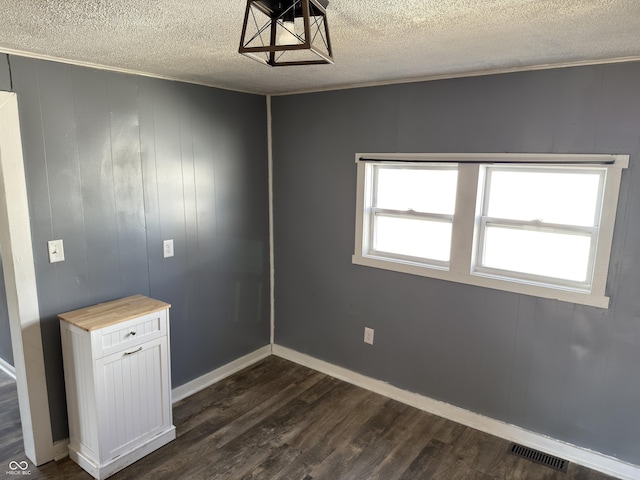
[352,254,609,309]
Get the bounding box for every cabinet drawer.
[92,310,167,359]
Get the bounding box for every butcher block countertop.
[58,294,171,331]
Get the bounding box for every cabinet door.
[95,336,172,463]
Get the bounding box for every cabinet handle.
[129,330,137,336]
[123,346,143,356]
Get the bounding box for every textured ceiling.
[1,1,639,95]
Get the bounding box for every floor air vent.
[508,443,568,472]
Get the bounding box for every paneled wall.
[0,256,13,366]
[272,63,640,465]
[0,54,10,91]
[0,55,14,367]
[6,56,270,441]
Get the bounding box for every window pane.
[486,169,602,227]
[481,226,591,283]
[374,215,451,262]
[375,167,457,215]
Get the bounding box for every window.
[367,164,457,268]
[475,166,605,291]
[353,154,629,308]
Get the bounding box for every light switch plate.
[364,327,374,345]
[163,239,174,258]
[48,239,65,263]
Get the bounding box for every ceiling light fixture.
[239,0,333,66]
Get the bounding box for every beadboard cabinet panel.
[97,337,170,461]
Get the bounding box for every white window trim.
[353,153,629,309]
[367,163,456,269]
[473,165,606,293]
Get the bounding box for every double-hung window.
[353,153,628,308]
[474,166,604,291]
[366,164,457,269]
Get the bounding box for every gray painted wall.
[0,256,13,366]
[0,55,13,367]
[0,54,10,91]
[7,56,270,441]
[272,63,640,465]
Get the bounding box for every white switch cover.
[163,239,174,258]
[48,239,65,263]
[364,327,374,345]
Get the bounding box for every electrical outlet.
[364,327,374,345]
[163,239,174,258]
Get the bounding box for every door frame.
[0,91,53,465]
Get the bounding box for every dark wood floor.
[0,367,23,469]
[1,357,615,479]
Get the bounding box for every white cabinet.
[59,295,176,480]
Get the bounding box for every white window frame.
[365,163,457,270]
[473,165,605,293]
[353,153,629,309]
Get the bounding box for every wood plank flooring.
[0,368,23,468]
[0,356,615,479]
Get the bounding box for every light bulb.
[277,20,297,45]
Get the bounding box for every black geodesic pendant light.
[239,0,333,66]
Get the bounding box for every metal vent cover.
[508,443,569,472]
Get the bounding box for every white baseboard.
[0,356,16,379]
[171,344,272,404]
[53,438,69,461]
[273,344,639,480]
